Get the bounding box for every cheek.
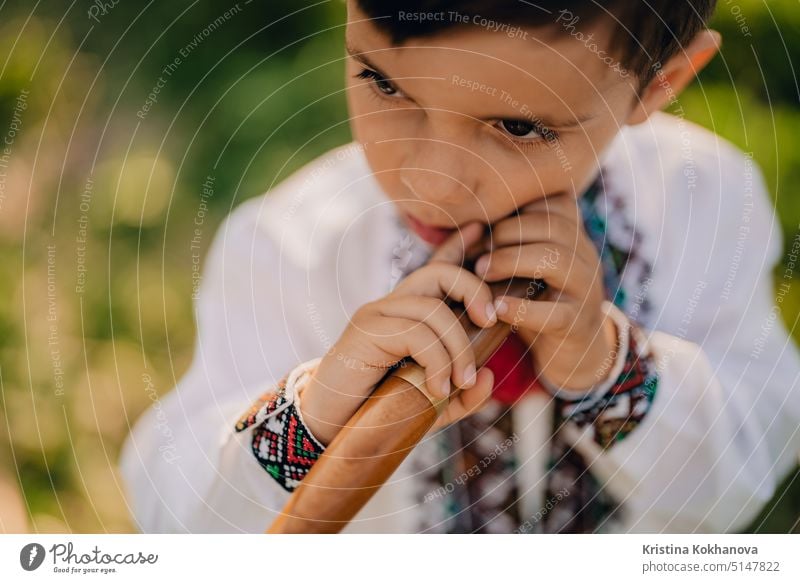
[345,81,371,144]
[346,85,405,149]
[347,109,406,201]
[475,154,572,216]
[346,85,410,198]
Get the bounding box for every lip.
[402,213,456,246]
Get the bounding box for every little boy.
[120,0,800,533]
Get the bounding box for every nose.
[400,141,473,206]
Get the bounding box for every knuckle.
[551,306,577,333]
[550,214,574,235]
[350,304,374,325]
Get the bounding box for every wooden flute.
[267,225,547,533]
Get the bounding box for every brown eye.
[356,68,402,97]
[499,119,541,138]
[375,77,397,95]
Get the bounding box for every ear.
[626,29,721,125]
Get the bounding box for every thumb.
[428,221,485,266]
[426,367,494,435]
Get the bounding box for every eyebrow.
[345,37,598,130]
[346,37,427,104]
[346,38,393,81]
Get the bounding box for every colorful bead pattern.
[234,374,326,492]
[557,324,659,449]
[233,170,661,525]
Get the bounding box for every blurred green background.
[0,0,797,533]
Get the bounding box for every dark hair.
[355,0,717,86]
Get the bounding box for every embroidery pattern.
[538,174,660,533]
[235,376,326,492]
[233,169,662,527]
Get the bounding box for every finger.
[490,213,599,267]
[491,297,580,337]
[475,243,595,299]
[521,192,581,221]
[371,316,454,398]
[377,296,477,389]
[393,263,498,328]
[490,212,577,248]
[428,367,494,434]
[428,221,485,266]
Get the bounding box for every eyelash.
[494,120,561,153]
[353,66,562,152]
[354,68,405,106]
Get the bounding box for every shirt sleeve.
[118,198,324,533]
[565,153,800,533]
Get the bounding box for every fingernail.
[475,254,489,274]
[494,297,508,316]
[462,364,476,388]
[485,302,497,323]
[440,378,451,397]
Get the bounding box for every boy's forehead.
[346,7,635,121]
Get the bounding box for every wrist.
[538,301,630,398]
[234,358,327,492]
[297,366,364,446]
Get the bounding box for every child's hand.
[473,192,618,392]
[299,222,498,446]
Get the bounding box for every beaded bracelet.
[234,358,327,492]
[536,300,632,408]
[557,318,659,449]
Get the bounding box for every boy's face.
[345,2,643,245]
